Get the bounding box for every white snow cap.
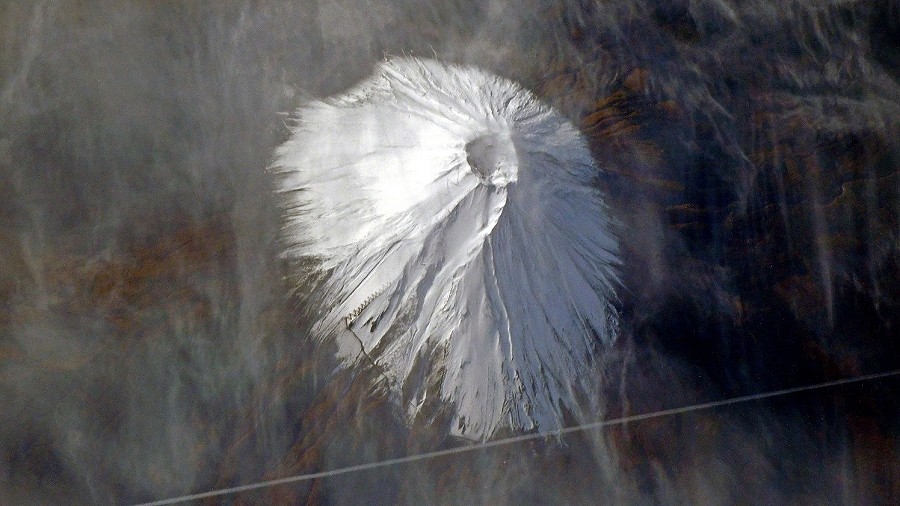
[274,57,620,439]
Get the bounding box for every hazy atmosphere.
[1,1,898,504]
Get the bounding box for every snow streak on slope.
[274,58,619,439]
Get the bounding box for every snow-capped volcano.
[274,57,620,439]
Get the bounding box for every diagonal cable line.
[135,368,900,506]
